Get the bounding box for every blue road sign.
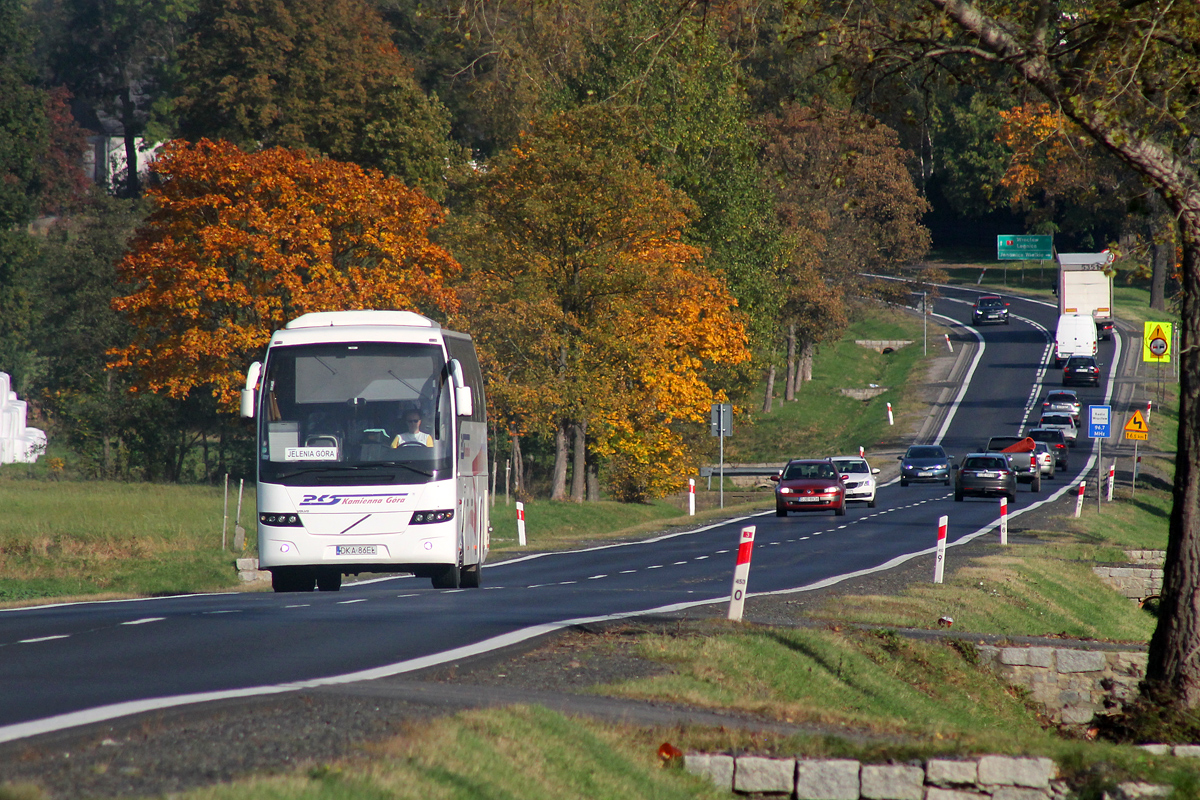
[1088,405,1111,439]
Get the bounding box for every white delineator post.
[1107,462,1116,502]
[886,403,894,426]
[934,516,947,583]
[516,501,527,546]
[944,333,954,352]
[688,478,696,516]
[999,497,1008,545]
[727,526,756,621]
[1074,482,1086,518]
[859,446,865,458]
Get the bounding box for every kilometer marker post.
[1074,482,1086,518]
[933,516,947,583]
[516,501,527,546]
[727,526,756,621]
[999,497,1008,545]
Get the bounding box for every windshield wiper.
[273,462,435,480]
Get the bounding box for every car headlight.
[778,487,793,495]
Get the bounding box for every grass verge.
[0,480,258,605]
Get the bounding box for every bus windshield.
[258,341,452,485]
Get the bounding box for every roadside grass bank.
[0,481,257,606]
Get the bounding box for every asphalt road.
[0,285,1139,748]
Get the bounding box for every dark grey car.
[898,445,952,486]
[954,453,1017,502]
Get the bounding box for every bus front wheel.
[459,564,482,588]
[316,569,342,592]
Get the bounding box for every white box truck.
[1055,252,1115,339]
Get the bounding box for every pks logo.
[299,493,408,507]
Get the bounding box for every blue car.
[898,445,952,486]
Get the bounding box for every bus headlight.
[260,513,303,527]
[410,510,454,525]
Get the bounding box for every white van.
[1053,313,1098,366]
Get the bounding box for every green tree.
[35,0,197,197]
[757,102,931,401]
[174,0,455,199]
[808,0,1200,717]
[445,107,751,502]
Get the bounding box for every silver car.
[829,456,880,507]
[1042,390,1081,419]
[1032,441,1056,478]
[1038,413,1079,446]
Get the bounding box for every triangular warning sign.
[1125,410,1149,433]
[1150,325,1167,341]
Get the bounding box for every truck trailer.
[1055,252,1115,339]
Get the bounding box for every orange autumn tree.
[110,139,460,410]
[446,107,750,502]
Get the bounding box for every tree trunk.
[1150,226,1173,313]
[570,420,587,502]
[510,430,523,501]
[1145,218,1200,706]
[785,323,797,401]
[120,88,140,198]
[550,419,570,501]
[799,339,815,382]
[762,363,775,413]
[586,462,599,502]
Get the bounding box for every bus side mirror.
[455,386,473,417]
[240,361,261,418]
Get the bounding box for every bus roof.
[285,311,439,330]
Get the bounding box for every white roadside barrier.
[999,497,1008,545]
[933,516,947,583]
[727,526,756,621]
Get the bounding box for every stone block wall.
[1092,550,1164,602]
[684,754,1067,798]
[976,645,1147,725]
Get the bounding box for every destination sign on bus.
[285,447,339,461]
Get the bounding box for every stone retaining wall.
[976,645,1146,725]
[684,753,1176,798]
[684,754,1068,798]
[1092,550,1165,603]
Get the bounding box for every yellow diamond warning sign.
[1143,321,1173,363]
[1124,409,1149,440]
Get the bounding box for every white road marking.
[121,618,164,626]
[18,635,69,644]
[587,575,607,580]
[337,599,368,604]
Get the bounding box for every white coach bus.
[239,311,489,592]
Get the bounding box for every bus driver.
[391,408,433,448]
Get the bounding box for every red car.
[771,459,847,517]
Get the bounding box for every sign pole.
[1096,439,1102,513]
[1132,441,1139,496]
[719,404,725,510]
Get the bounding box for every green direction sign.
[997,235,1053,260]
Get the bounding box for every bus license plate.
[336,545,377,557]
